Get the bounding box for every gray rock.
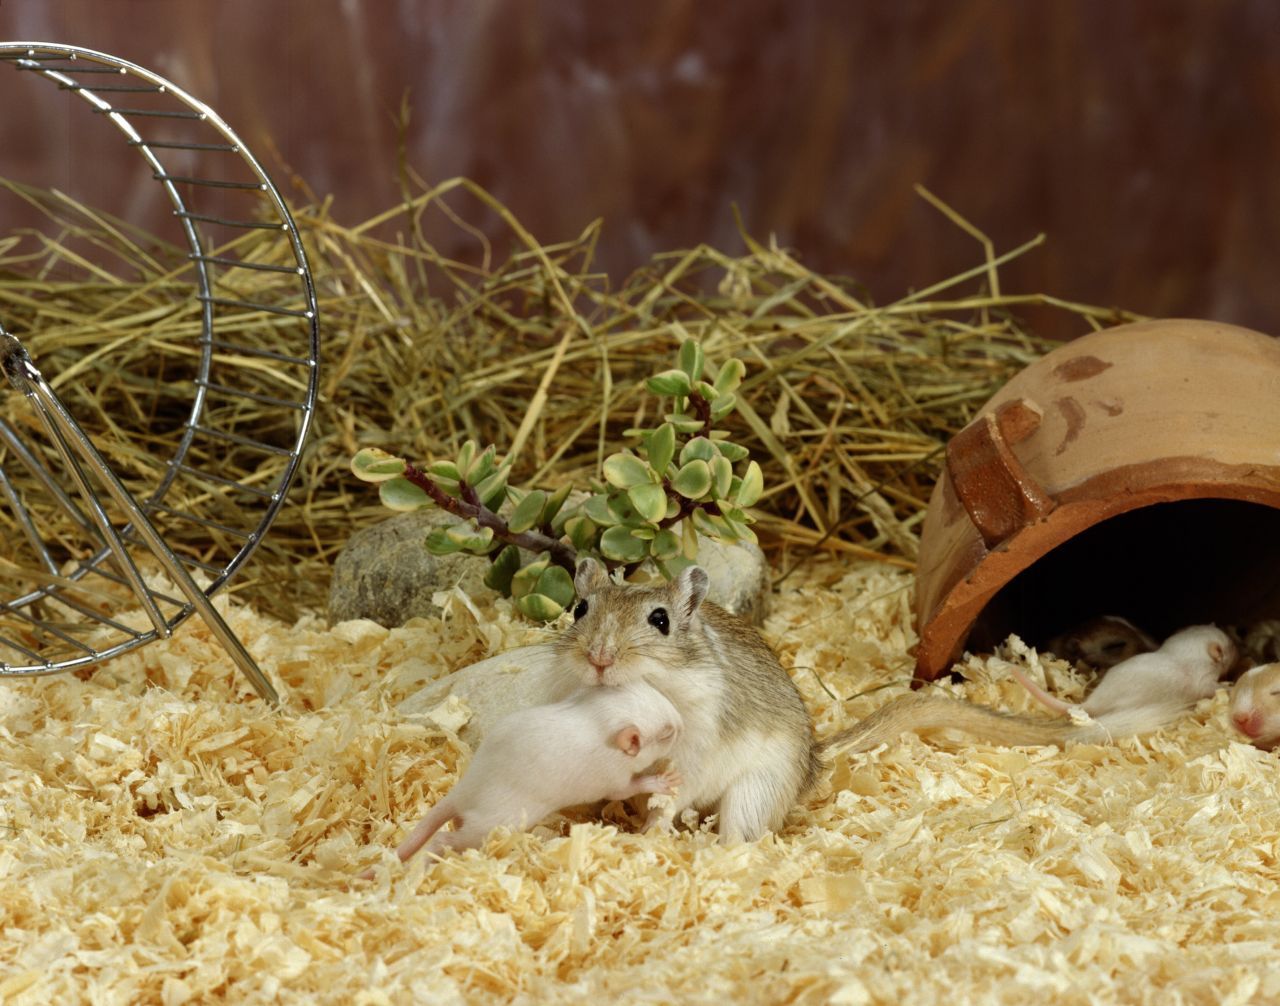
[694,536,771,624]
[327,509,493,626]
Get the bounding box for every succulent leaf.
[672,459,712,499]
[351,447,407,483]
[379,477,431,512]
[736,460,764,507]
[647,369,693,397]
[603,452,651,489]
[516,593,566,622]
[646,423,677,475]
[627,482,668,523]
[507,489,547,533]
[599,524,648,563]
[678,340,705,381]
[713,357,746,394]
[484,545,522,594]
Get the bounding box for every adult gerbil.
[825,625,1236,755]
[552,559,822,844]
[357,680,682,877]
[1229,663,1280,749]
[1045,615,1158,669]
[1009,625,1235,719]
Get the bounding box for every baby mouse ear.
[671,565,709,619]
[574,558,607,596]
[614,725,642,757]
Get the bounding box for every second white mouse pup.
[1008,624,1235,720]
[359,680,683,877]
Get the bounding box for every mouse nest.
[2,561,1278,1005]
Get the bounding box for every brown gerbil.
[1228,663,1280,750]
[551,559,822,844]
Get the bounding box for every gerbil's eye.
[1101,641,1127,656]
[573,599,588,620]
[648,607,670,635]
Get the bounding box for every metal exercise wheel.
[0,43,320,703]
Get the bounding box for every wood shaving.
[2,562,1278,1004]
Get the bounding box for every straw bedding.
[2,561,1277,1005]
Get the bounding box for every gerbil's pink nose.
[1232,710,1262,737]
[587,649,614,676]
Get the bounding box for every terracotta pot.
[913,318,1280,682]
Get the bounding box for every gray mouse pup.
[551,559,822,844]
[358,680,683,877]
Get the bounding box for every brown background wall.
[1,0,1277,338]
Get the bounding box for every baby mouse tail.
[394,797,459,865]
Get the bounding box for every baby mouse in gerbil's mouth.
[550,558,823,844]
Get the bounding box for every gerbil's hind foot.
[716,770,794,844]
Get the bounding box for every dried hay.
[2,564,1278,1004]
[0,177,1144,619]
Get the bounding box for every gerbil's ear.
[574,557,607,596]
[614,725,642,757]
[1210,642,1225,662]
[671,565,709,619]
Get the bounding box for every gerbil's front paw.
[653,769,683,795]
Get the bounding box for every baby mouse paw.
[653,769,683,795]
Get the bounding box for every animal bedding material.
[1,563,1277,1004]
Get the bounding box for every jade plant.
[350,341,763,620]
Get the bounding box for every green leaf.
[692,509,721,538]
[425,527,466,555]
[680,437,718,465]
[516,593,567,622]
[713,357,745,394]
[645,423,677,475]
[603,452,651,490]
[710,392,737,420]
[565,515,597,552]
[475,467,510,510]
[351,447,407,483]
[512,557,550,599]
[672,460,712,499]
[455,440,477,477]
[695,381,719,402]
[710,455,733,499]
[716,441,750,462]
[736,460,764,507]
[664,413,706,434]
[583,494,618,526]
[540,484,574,527]
[426,460,460,481]
[535,565,576,608]
[445,523,494,552]
[678,340,705,382]
[651,528,681,560]
[465,444,498,484]
[599,525,649,563]
[484,545,522,594]
[379,477,431,512]
[507,489,548,534]
[627,483,668,523]
[646,369,693,397]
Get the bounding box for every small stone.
[327,509,493,627]
[694,536,771,624]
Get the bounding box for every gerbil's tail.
[819,692,1190,756]
[394,798,458,864]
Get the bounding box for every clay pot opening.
[965,497,1280,655]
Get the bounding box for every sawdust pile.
[2,562,1278,1004]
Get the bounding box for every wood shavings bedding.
[2,562,1279,1005]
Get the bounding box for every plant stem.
[400,462,578,573]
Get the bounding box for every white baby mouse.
[825,625,1237,755]
[1008,624,1236,720]
[1229,663,1280,750]
[551,559,822,844]
[357,680,683,877]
